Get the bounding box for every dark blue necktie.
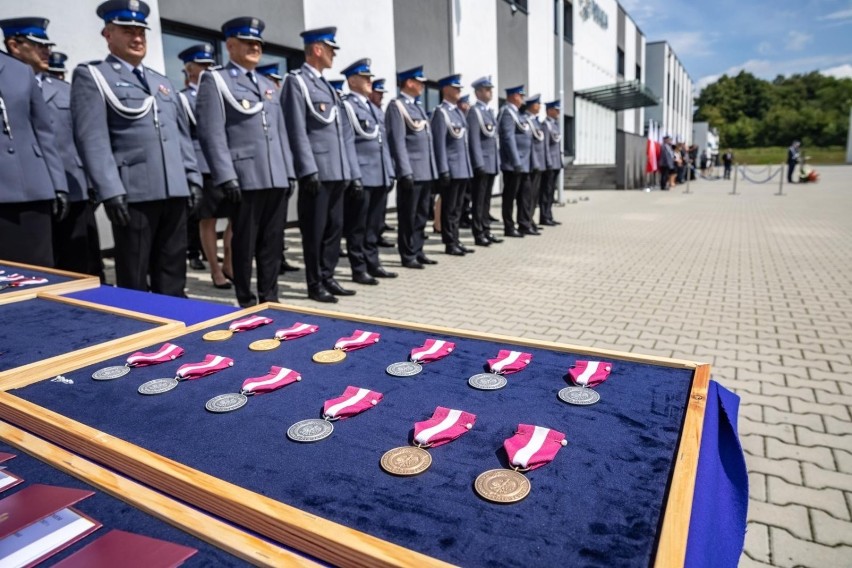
[133,67,149,93]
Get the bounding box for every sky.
[619,0,852,92]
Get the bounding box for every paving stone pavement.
[106,165,852,566]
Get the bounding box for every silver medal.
[558,386,601,405]
[92,365,131,381]
[205,393,248,413]
[287,419,334,443]
[386,361,423,377]
[138,378,179,395]
[468,373,507,390]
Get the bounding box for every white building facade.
[645,41,693,144]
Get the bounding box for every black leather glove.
[514,164,524,173]
[438,172,451,188]
[474,166,487,177]
[187,182,204,216]
[220,179,241,204]
[397,174,414,191]
[299,173,321,196]
[52,192,69,222]
[348,178,365,199]
[103,195,130,227]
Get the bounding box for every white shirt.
[110,54,144,76]
[304,63,323,79]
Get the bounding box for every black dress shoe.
[369,266,398,278]
[445,245,465,256]
[505,228,523,238]
[382,223,394,232]
[212,276,232,290]
[459,220,472,229]
[489,214,499,222]
[308,286,338,303]
[540,219,558,226]
[339,249,348,258]
[402,260,424,269]
[474,238,491,247]
[417,256,438,265]
[459,245,475,254]
[551,219,562,225]
[353,272,379,285]
[520,228,541,236]
[324,278,356,296]
[189,257,205,270]
[279,259,300,274]
[377,237,395,248]
[487,233,504,243]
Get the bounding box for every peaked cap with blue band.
[96,0,150,29]
[222,17,265,43]
[545,100,561,110]
[178,43,216,65]
[300,26,339,49]
[342,58,373,78]
[471,75,494,89]
[505,84,525,96]
[397,66,426,83]
[256,63,282,81]
[48,51,68,72]
[438,74,463,88]
[0,17,54,45]
[526,93,541,105]
[372,78,387,93]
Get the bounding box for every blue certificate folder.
[11,305,747,567]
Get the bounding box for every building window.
[635,64,641,81]
[422,83,441,115]
[617,48,625,77]
[553,0,573,43]
[563,116,574,157]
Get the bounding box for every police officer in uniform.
[523,94,544,236]
[457,94,470,115]
[46,50,67,81]
[256,62,283,88]
[386,66,438,269]
[540,99,563,226]
[498,84,531,238]
[72,0,202,296]
[369,77,395,248]
[196,17,295,307]
[467,75,501,247]
[0,20,67,266]
[282,26,362,304]
[432,74,473,256]
[340,58,396,284]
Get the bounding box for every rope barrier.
[736,165,783,185]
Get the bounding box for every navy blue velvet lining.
[0,298,157,372]
[0,263,73,295]
[14,308,694,567]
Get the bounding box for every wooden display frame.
[0,260,99,304]
[0,303,710,568]
[0,293,183,390]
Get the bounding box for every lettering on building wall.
[579,0,608,29]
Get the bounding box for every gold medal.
[312,349,346,364]
[474,469,531,503]
[248,338,281,352]
[203,329,234,341]
[380,446,432,476]
[241,99,250,109]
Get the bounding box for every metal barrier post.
[730,163,738,195]
[775,163,785,196]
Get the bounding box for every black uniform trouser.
[112,198,187,297]
[501,171,525,232]
[397,180,432,264]
[659,167,671,190]
[525,171,542,228]
[539,169,559,223]
[231,187,289,307]
[440,179,468,246]
[0,200,53,267]
[298,180,346,290]
[471,172,495,239]
[52,200,102,277]
[187,213,202,260]
[345,185,389,275]
[787,162,797,183]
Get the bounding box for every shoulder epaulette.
[80,60,103,67]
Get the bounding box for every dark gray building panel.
[496,0,528,93]
[393,0,451,78]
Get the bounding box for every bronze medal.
[380,446,432,476]
[474,469,531,503]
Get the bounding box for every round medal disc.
[92,365,131,381]
[386,361,423,377]
[312,349,347,364]
[138,378,179,395]
[205,393,249,413]
[474,469,531,503]
[248,338,281,352]
[468,373,508,390]
[287,419,334,442]
[381,446,432,476]
[203,329,234,341]
[558,386,601,406]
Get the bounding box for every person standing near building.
[386,65,438,269]
[72,1,201,296]
[523,94,544,236]
[46,50,67,81]
[722,148,733,180]
[369,77,396,249]
[498,85,531,238]
[340,58,397,284]
[432,74,473,256]
[0,20,67,267]
[467,75,501,247]
[540,99,563,226]
[787,140,800,183]
[196,17,295,307]
[658,134,675,190]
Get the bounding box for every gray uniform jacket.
[543,116,563,171]
[42,76,88,202]
[660,143,675,169]
[195,63,293,189]
[431,101,472,180]
[385,95,437,182]
[179,84,209,176]
[281,64,360,183]
[467,100,500,175]
[528,114,545,172]
[342,93,394,187]
[72,55,200,204]
[0,52,66,203]
[498,103,532,173]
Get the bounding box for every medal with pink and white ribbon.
[287,385,383,443]
[381,406,476,476]
[248,322,319,352]
[91,343,185,381]
[386,339,456,377]
[202,315,273,342]
[206,365,302,413]
[469,349,533,391]
[312,330,380,364]
[558,360,613,406]
[137,354,234,395]
[474,424,567,503]
[0,274,49,290]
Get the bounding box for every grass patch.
[730,146,846,165]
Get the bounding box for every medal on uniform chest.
[202,315,273,342]
[312,330,380,364]
[380,406,475,476]
[248,321,319,352]
[206,365,301,413]
[386,338,455,377]
[0,273,48,290]
[264,89,274,100]
[319,103,326,112]
[137,354,234,395]
[158,84,170,96]
[468,349,532,390]
[558,360,613,406]
[287,386,382,443]
[475,424,567,504]
[91,342,184,381]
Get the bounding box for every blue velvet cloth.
[0,263,73,295]
[66,287,239,326]
[0,298,157,372]
[0,442,247,566]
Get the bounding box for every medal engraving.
[468,373,507,390]
[558,386,601,406]
[386,361,423,377]
[203,329,234,341]
[287,419,334,442]
[380,446,432,476]
[206,393,248,413]
[312,349,346,364]
[92,365,130,381]
[249,338,281,352]
[138,378,179,395]
[474,469,531,503]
